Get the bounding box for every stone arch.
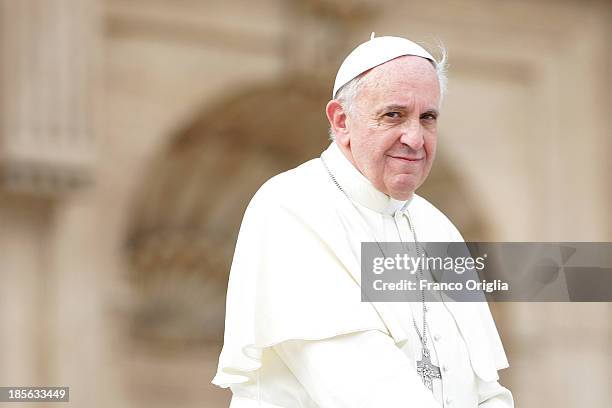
[123,76,490,346]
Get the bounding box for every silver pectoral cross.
[416,347,441,390]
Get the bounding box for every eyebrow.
[376,104,407,115]
[421,108,440,118]
[376,104,440,117]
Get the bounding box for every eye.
[384,112,401,119]
[420,113,438,122]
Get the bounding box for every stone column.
[0,0,96,194]
[0,1,113,407]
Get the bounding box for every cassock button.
[442,365,449,373]
[445,397,453,405]
[434,334,441,342]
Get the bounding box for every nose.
[399,120,424,151]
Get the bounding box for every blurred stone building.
[0,0,611,407]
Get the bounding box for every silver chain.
[401,213,429,355]
[320,155,430,353]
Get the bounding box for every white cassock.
[212,142,513,408]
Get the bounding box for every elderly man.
[212,34,513,408]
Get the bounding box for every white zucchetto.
[332,33,436,98]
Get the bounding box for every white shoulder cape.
[212,157,508,388]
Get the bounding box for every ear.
[326,100,350,146]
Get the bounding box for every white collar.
[321,142,412,216]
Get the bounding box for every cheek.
[424,134,437,157]
[370,135,396,167]
[370,128,398,152]
[355,130,387,159]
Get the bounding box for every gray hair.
[328,45,448,141]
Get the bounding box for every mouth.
[388,155,425,162]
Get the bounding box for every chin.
[386,175,420,199]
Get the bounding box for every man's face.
[342,56,440,200]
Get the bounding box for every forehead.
[358,56,440,107]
